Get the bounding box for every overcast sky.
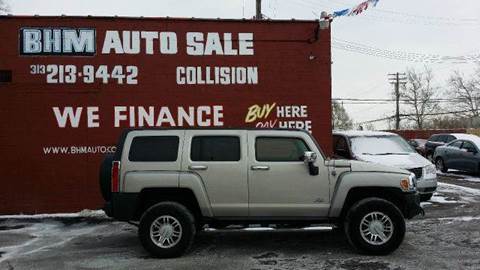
[6,0,480,129]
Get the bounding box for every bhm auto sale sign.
[0,16,331,213]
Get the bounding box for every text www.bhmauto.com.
[43,145,117,155]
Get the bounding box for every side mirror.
[303,151,318,163]
[303,151,319,176]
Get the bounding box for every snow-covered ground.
[0,209,106,220]
[437,170,480,183]
[1,175,479,270]
[427,182,480,205]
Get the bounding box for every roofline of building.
[0,14,322,24]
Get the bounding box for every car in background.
[424,134,466,161]
[333,131,437,201]
[409,139,427,156]
[433,134,480,175]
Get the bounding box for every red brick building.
[0,16,332,214]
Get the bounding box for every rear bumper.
[103,192,139,221]
[402,192,424,219]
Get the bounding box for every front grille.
[408,167,423,179]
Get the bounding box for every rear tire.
[435,157,448,173]
[344,198,405,255]
[139,202,196,258]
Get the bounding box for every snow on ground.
[439,216,480,222]
[0,220,109,264]
[0,209,106,220]
[430,194,459,204]
[437,170,480,183]
[426,182,480,205]
[438,182,480,196]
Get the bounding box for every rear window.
[445,135,456,143]
[428,135,441,142]
[256,137,309,162]
[128,136,179,162]
[191,136,240,161]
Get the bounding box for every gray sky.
[6,0,480,128]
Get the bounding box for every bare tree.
[398,67,439,129]
[448,67,480,119]
[332,101,353,130]
[0,0,9,14]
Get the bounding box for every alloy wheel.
[359,211,394,246]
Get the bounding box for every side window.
[129,136,179,162]
[333,136,350,159]
[437,135,446,142]
[450,140,463,148]
[191,136,240,161]
[256,137,309,162]
[461,141,476,151]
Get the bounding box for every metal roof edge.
[0,14,322,24]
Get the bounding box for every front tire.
[344,198,405,255]
[435,157,448,173]
[138,202,196,258]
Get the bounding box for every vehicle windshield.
[350,135,416,155]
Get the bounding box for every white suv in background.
[333,131,437,201]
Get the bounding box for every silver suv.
[100,128,423,258]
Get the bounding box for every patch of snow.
[439,216,480,222]
[0,209,106,219]
[302,226,333,231]
[0,221,107,263]
[430,195,459,204]
[243,227,274,231]
[420,202,432,207]
[438,182,480,196]
[462,177,480,183]
[437,171,480,182]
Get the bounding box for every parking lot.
[1,173,479,270]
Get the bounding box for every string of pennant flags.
[333,0,380,17]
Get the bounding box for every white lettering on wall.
[52,107,83,128]
[22,28,95,55]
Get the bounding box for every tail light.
[111,161,121,192]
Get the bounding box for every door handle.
[251,165,270,171]
[189,165,208,171]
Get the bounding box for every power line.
[357,109,479,124]
[332,38,480,64]
[333,98,477,103]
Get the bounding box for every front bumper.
[402,192,424,219]
[416,177,437,195]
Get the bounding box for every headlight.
[400,173,416,192]
[423,164,437,178]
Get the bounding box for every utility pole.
[388,72,407,130]
[255,0,262,20]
